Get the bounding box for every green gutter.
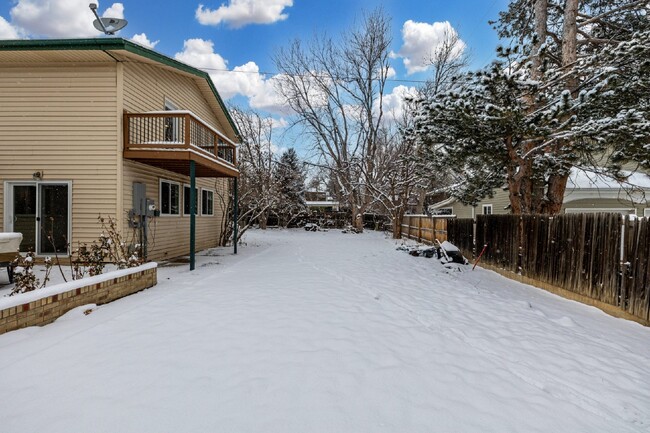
[0,38,241,141]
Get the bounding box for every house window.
[160,180,180,216]
[183,185,199,215]
[482,204,493,215]
[644,208,650,218]
[202,189,214,216]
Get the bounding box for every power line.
[196,66,431,84]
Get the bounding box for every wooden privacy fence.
[448,214,650,323]
[401,215,449,243]
[402,213,650,323]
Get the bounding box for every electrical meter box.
[133,182,147,216]
[145,198,156,217]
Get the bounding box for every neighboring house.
[429,168,650,218]
[0,38,239,261]
[305,190,340,212]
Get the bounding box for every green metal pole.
[190,160,196,271]
[233,177,238,255]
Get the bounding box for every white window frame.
[159,179,181,216]
[201,188,215,216]
[482,204,493,215]
[183,184,200,216]
[644,208,650,218]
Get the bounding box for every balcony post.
[233,176,238,255]
[184,114,191,148]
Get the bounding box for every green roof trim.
[0,38,240,140]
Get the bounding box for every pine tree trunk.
[562,0,579,96]
[532,0,548,82]
[544,174,569,215]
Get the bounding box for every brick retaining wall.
[0,265,157,335]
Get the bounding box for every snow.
[0,232,22,242]
[440,240,460,252]
[568,167,650,190]
[0,229,649,433]
[0,262,157,310]
[0,232,22,252]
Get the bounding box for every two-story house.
[0,38,239,261]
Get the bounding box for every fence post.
[418,216,422,242]
[619,216,626,310]
[472,218,477,257]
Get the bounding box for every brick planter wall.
[0,264,157,335]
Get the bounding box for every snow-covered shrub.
[97,216,143,270]
[68,216,143,280]
[72,236,110,279]
[10,253,52,296]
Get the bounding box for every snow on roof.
[428,197,458,209]
[568,168,650,190]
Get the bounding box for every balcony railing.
[124,111,237,168]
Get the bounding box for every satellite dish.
[93,17,128,34]
[89,3,128,35]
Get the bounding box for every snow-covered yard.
[0,229,649,433]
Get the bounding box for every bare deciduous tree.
[230,106,279,230]
[421,28,469,98]
[274,8,392,231]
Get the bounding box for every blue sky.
[0,0,510,152]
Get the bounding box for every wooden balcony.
[123,111,239,178]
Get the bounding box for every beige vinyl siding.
[451,188,512,218]
[476,188,511,215]
[451,203,474,219]
[123,62,224,131]
[0,64,119,247]
[120,62,234,259]
[122,160,228,261]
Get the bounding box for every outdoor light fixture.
[89,3,128,35]
[32,171,42,180]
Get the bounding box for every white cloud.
[196,0,293,28]
[0,16,20,39]
[131,33,159,49]
[9,0,125,38]
[380,85,418,122]
[175,38,229,72]
[271,117,288,129]
[102,3,124,19]
[174,38,287,114]
[394,20,466,75]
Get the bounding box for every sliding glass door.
[6,182,70,255]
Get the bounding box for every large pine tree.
[274,148,307,227]
[410,0,650,214]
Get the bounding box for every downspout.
[233,177,238,255]
[190,160,196,271]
